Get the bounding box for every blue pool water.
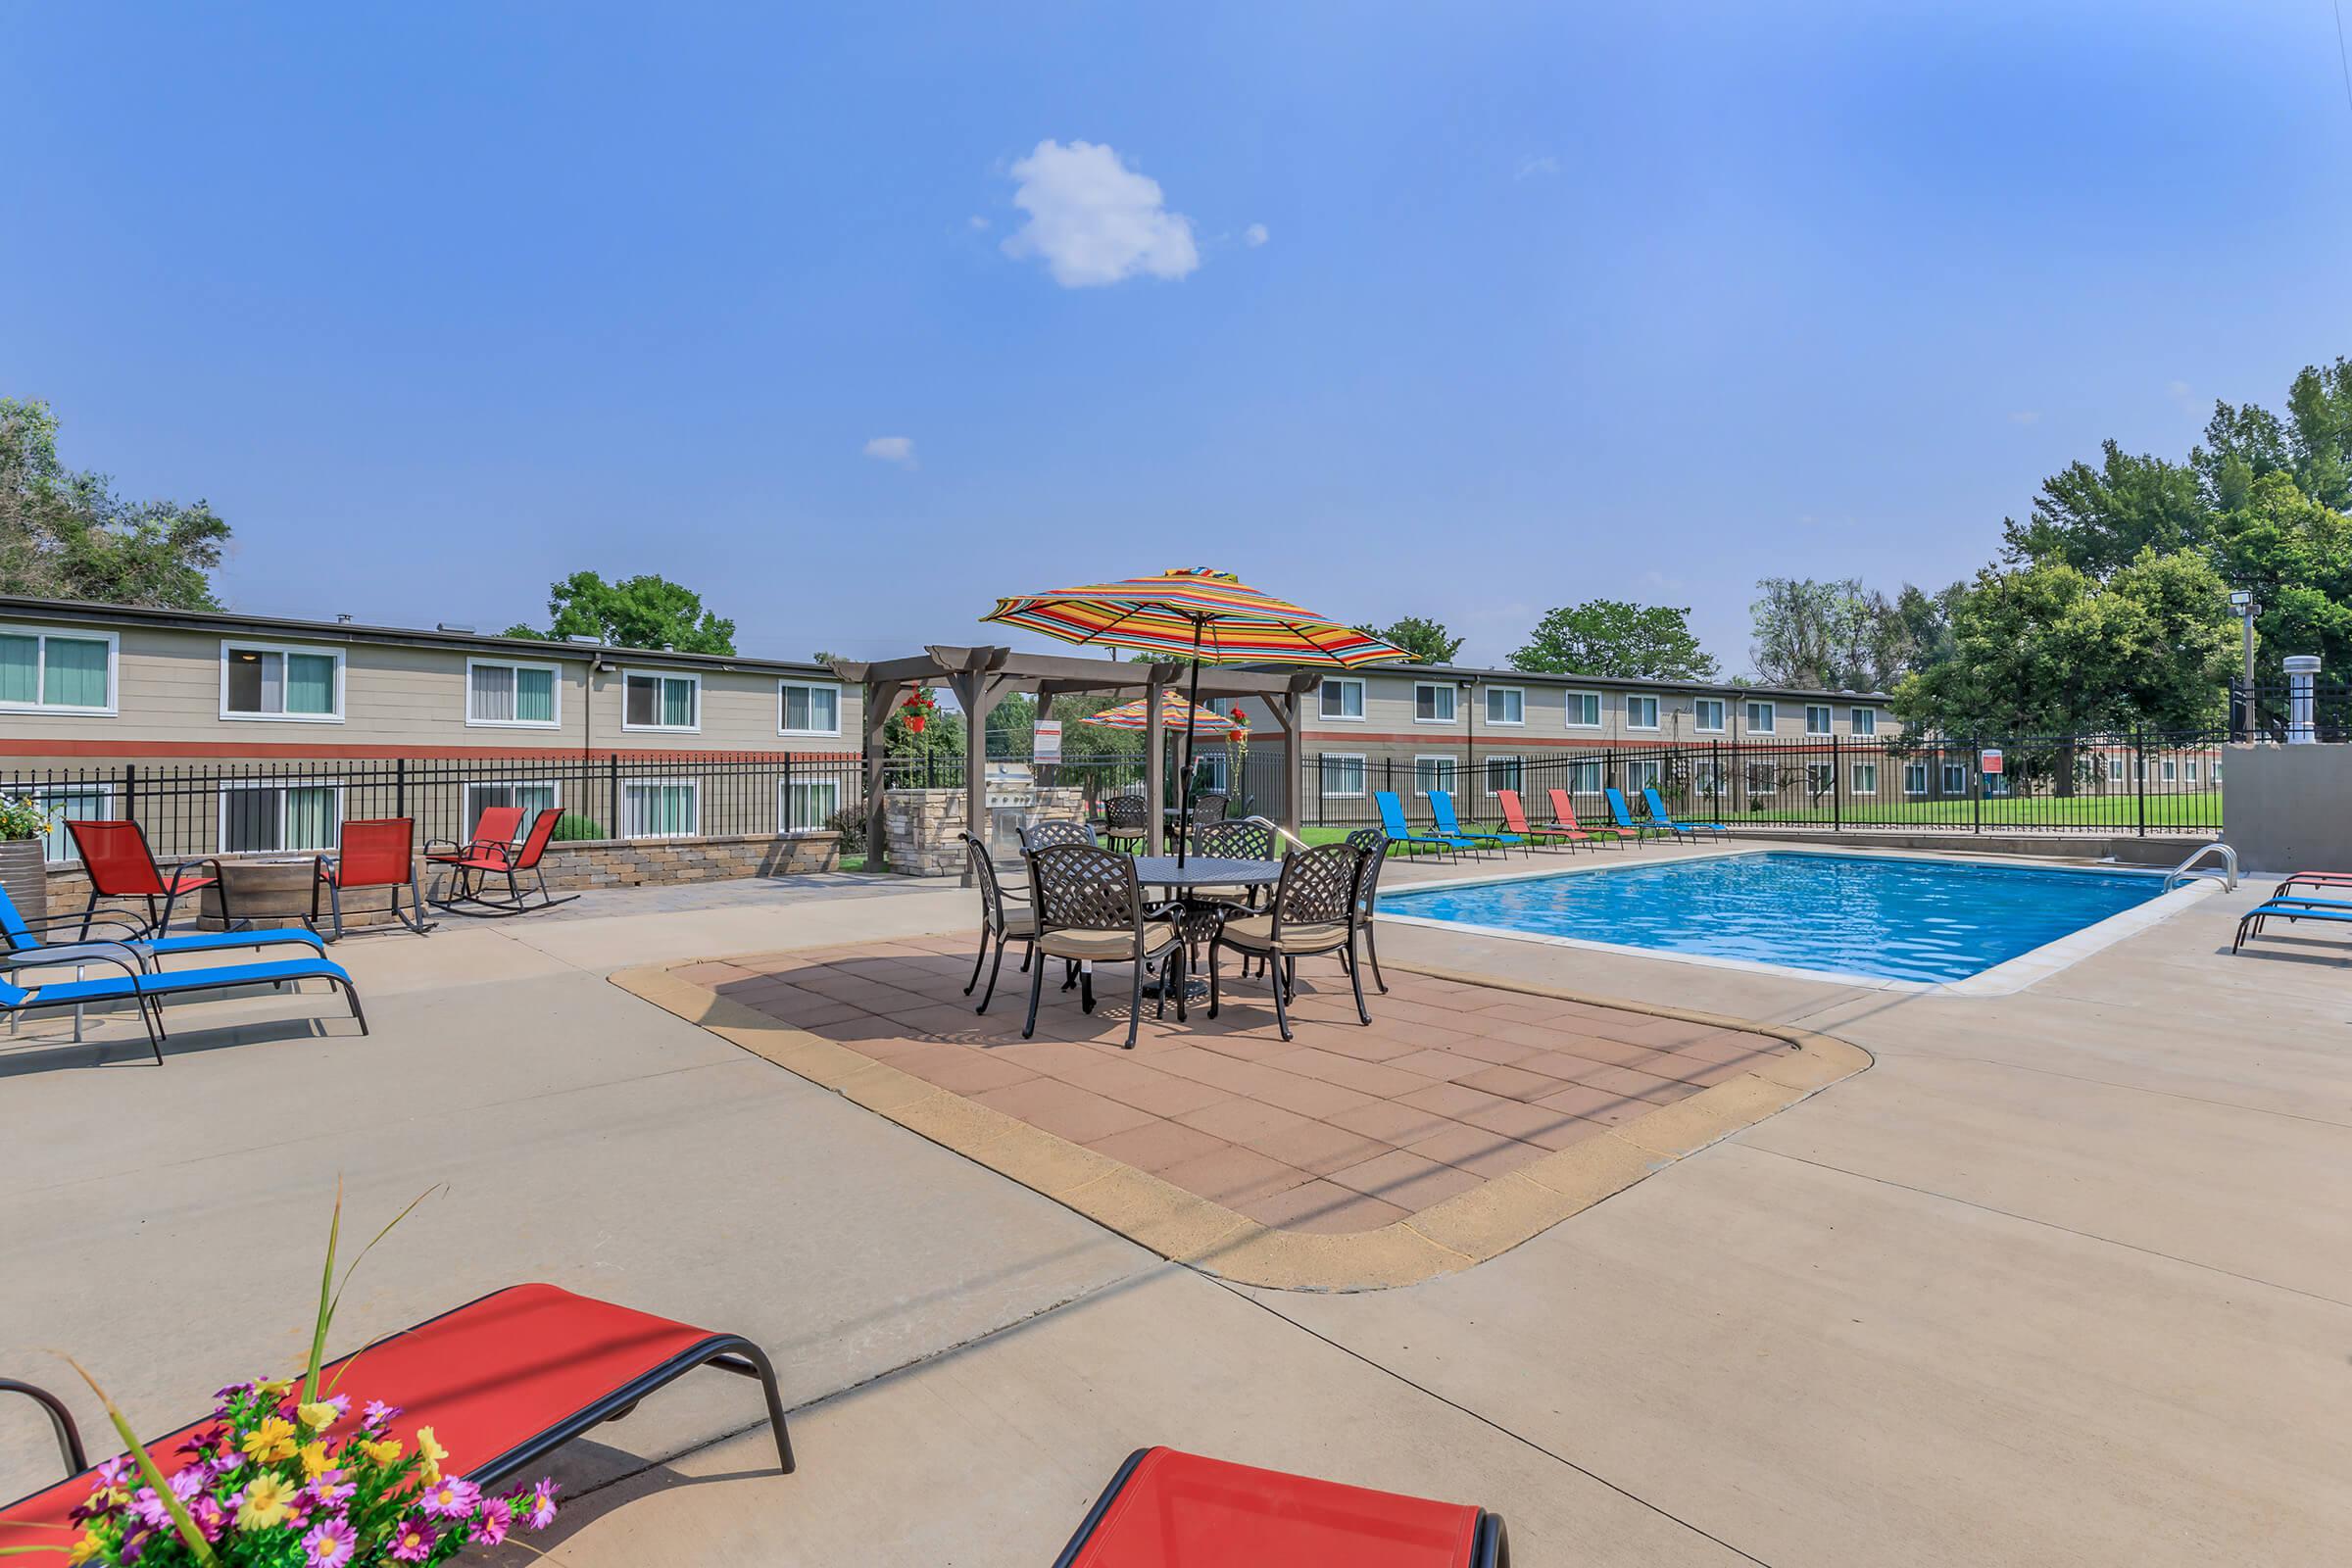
[1379,853,2167,984]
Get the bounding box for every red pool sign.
[1980,747,2003,775]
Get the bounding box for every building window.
[0,627,118,714]
[782,776,840,831]
[2159,758,2178,783]
[221,642,342,722]
[2107,756,2126,783]
[1318,678,1365,721]
[1905,760,1929,795]
[33,785,113,863]
[1986,773,2012,798]
[1745,701,1775,734]
[1694,698,1725,733]
[1194,752,1230,792]
[1411,756,1457,797]
[1806,705,1833,736]
[1625,759,1662,791]
[466,660,559,728]
[1413,683,1456,723]
[1485,756,1523,795]
[1941,761,1969,794]
[221,783,340,854]
[1485,687,1524,725]
[1745,761,1780,796]
[620,780,699,838]
[2184,759,2199,783]
[622,670,700,732]
[1567,760,1603,794]
[1564,691,1601,727]
[1851,707,1878,736]
[779,680,841,736]
[1318,755,1366,798]
[1851,761,1879,795]
[1806,760,1836,797]
[463,781,558,839]
[1625,695,1661,730]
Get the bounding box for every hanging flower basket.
[899,692,938,735]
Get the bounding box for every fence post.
[1970,740,1981,835]
[609,755,622,839]
[122,761,137,827]
[2133,729,2146,837]
[1831,735,1841,831]
[394,758,407,822]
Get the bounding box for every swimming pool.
[1377,852,2173,985]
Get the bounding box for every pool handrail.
[2163,842,2236,892]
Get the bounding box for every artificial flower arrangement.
[9,1191,557,1566]
[897,691,938,734]
[0,795,56,842]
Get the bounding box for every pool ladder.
[2163,842,2237,892]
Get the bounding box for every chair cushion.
[1037,926,1180,961]
[1216,914,1350,955]
[998,903,1039,937]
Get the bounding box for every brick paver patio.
[675,935,1792,1234]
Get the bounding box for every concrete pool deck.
[3,836,2347,1564]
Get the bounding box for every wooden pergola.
[825,645,1319,870]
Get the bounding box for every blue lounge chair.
[0,879,324,969]
[1603,787,1666,842]
[1373,792,1475,860]
[2234,898,2352,954]
[1429,790,1520,858]
[0,949,367,1063]
[1643,786,1727,842]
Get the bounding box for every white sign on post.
[1033,719,1062,763]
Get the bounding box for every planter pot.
[0,836,46,924]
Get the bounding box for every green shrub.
[552,811,606,841]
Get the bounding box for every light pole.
[2229,590,2258,739]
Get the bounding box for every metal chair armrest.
[4,939,151,980]
[0,1379,85,1477]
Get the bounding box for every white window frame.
[1745,701,1776,735]
[1484,755,1524,796]
[1563,690,1601,728]
[1317,677,1366,722]
[1625,759,1663,791]
[2159,758,2178,783]
[2184,759,2199,783]
[461,780,560,840]
[1805,704,1833,736]
[1905,760,1929,796]
[778,679,843,738]
[1805,760,1836,796]
[1693,698,1726,734]
[780,774,842,833]
[2107,755,2126,783]
[218,779,344,855]
[1625,694,1661,731]
[1412,682,1457,724]
[1567,760,1604,795]
[620,668,702,733]
[1851,706,1878,736]
[32,783,115,863]
[620,777,701,838]
[465,658,563,729]
[0,626,120,716]
[1318,754,1367,799]
[219,639,346,724]
[1851,761,1879,795]
[1941,761,1970,794]
[1484,686,1525,726]
[1410,755,1458,797]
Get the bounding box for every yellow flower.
[355,1436,403,1466]
[68,1531,103,1565]
[236,1472,297,1530]
[253,1378,294,1399]
[241,1416,299,1463]
[297,1401,341,1432]
[298,1440,333,1478]
[416,1426,448,1485]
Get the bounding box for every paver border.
[610,956,1873,1292]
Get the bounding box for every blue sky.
[6,2,2350,673]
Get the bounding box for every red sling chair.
[424,807,574,915]
[2,1284,793,1544]
[318,817,433,939]
[65,820,218,939]
[1054,1447,1507,1567]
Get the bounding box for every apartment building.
[0,595,860,860]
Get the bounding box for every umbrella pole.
[1176,617,1203,869]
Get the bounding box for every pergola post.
[1145,665,1171,855]
[1272,675,1313,841]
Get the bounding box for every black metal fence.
[1304,729,2228,836]
[2235,679,2352,744]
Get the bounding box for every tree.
[1892,581,1967,678]
[1999,442,2211,576]
[1365,615,1465,665]
[1749,577,1909,691]
[0,398,230,609]
[2207,470,2352,677]
[1510,600,1717,680]
[505,571,735,653]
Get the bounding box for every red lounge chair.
[1494,789,1583,853]
[425,807,575,916]
[1053,1447,1507,1567]
[1544,788,1623,851]
[318,817,434,940]
[65,820,218,939]
[1,1284,794,1543]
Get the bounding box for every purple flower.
[177,1426,229,1460]
[213,1381,254,1403]
[418,1477,480,1520]
[521,1476,560,1531]
[303,1515,359,1568]
[305,1469,355,1508]
[468,1496,513,1546]
[169,1469,208,1503]
[94,1457,133,1488]
[190,1494,227,1543]
[128,1487,171,1531]
[388,1518,438,1563]
[360,1399,400,1430]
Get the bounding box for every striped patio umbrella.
[985,568,1409,863]
[1079,694,1237,735]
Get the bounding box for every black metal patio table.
[1128,855,1283,999]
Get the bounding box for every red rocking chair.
[65,820,218,940]
[425,807,575,916]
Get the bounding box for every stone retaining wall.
[882,786,1087,876]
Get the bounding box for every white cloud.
[1243,222,1269,248]
[862,436,916,468]
[1515,154,1561,180]
[2008,410,2041,424]
[1000,139,1200,287]
[966,215,989,230]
